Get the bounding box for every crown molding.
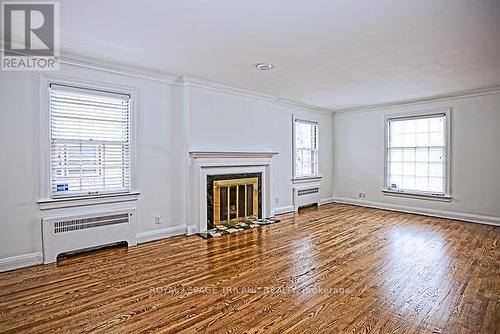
[5,45,332,115]
[180,76,333,115]
[5,46,498,117]
[27,52,335,116]
[273,98,333,115]
[333,85,500,116]
[59,52,180,84]
[180,75,275,101]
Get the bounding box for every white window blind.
[386,113,447,195]
[295,120,319,177]
[49,84,131,197]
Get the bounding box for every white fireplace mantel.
[187,150,278,235]
[189,151,279,159]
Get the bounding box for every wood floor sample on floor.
[0,204,498,333]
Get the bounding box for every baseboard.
[0,252,43,272]
[273,205,295,215]
[319,197,335,205]
[136,225,186,244]
[185,225,198,236]
[333,197,500,227]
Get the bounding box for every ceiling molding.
[0,45,180,84]
[180,76,334,116]
[60,52,180,84]
[180,75,275,102]
[273,98,333,116]
[5,47,498,117]
[56,53,335,116]
[2,45,331,116]
[333,85,500,116]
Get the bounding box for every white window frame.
[37,75,139,209]
[383,108,452,201]
[292,116,321,181]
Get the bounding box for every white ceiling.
[60,0,500,111]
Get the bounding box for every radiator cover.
[293,180,321,211]
[42,207,137,263]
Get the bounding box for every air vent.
[54,213,130,234]
[297,188,319,196]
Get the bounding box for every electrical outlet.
[154,216,161,225]
[358,192,366,199]
[275,198,279,204]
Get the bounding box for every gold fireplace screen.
[213,177,259,224]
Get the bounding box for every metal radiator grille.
[297,188,319,196]
[54,213,130,234]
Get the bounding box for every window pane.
[390,162,403,176]
[415,162,428,177]
[430,132,444,146]
[390,134,404,147]
[429,162,444,177]
[295,120,318,177]
[429,148,445,162]
[50,85,131,196]
[415,176,429,191]
[387,114,446,194]
[415,148,429,162]
[402,175,416,190]
[403,133,416,147]
[303,149,312,175]
[402,162,416,176]
[295,150,302,176]
[391,121,403,134]
[403,148,415,161]
[429,117,444,132]
[389,148,403,161]
[310,150,316,174]
[429,177,444,193]
[402,119,416,133]
[415,118,429,133]
[389,175,402,189]
[296,121,317,149]
[416,132,429,146]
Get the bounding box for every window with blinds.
[49,84,131,197]
[294,120,319,178]
[386,113,448,195]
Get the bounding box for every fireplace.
[188,151,278,235]
[207,173,262,229]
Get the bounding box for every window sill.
[292,176,322,184]
[38,191,140,210]
[382,189,452,202]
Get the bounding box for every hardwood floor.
[0,204,498,333]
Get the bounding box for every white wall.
[187,85,334,209]
[0,71,41,263]
[333,92,500,224]
[0,63,187,268]
[0,63,334,270]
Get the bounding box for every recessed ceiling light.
[256,63,274,71]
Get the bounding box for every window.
[294,119,319,178]
[49,84,131,197]
[385,111,450,197]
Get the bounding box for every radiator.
[42,208,137,263]
[293,181,321,211]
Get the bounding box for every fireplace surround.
[188,151,278,234]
